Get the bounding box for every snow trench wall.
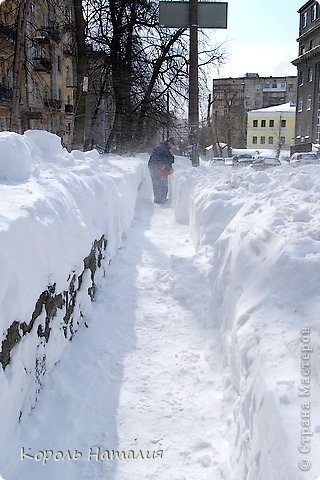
[0,131,146,460]
[171,160,320,480]
[0,235,107,370]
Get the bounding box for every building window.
[307,95,312,110]
[253,120,258,127]
[269,119,275,127]
[311,3,318,21]
[260,136,265,144]
[309,39,314,50]
[280,136,286,145]
[252,136,257,144]
[300,45,305,55]
[30,3,36,22]
[261,120,266,127]
[299,71,304,85]
[307,67,313,82]
[299,98,303,111]
[4,12,10,25]
[34,81,40,100]
[268,136,274,145]
[281,119,286,127]
[302,11,308,28]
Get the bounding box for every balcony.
[292,45,320,66]
[21,109,43,120]
[32,57,52,73]
[0,85,13,101]
[33,33,50,44]
[44,98,62,110]
[65,104,74,114]
[0,22,15,43]
[37,21,60,43]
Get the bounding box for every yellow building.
[246,102,296,151]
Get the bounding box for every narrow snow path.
[12,200,230,480]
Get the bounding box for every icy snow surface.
[1,134,320,480]
[6,199,230,480]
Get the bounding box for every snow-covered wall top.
[0,130,145,325]
[171,159,320,480]
[0,130,146,470]
[0,131,144,332]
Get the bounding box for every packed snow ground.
[6,199,231,480]
[1,131,320,480]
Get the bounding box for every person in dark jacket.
[148,137,175,203]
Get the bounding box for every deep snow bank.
[0,131,146,468]
[171,159,320,480]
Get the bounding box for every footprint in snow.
[172,284,189,299]
[198,454,212,468]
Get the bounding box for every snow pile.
[0,130,146,470]
[171,159,320,480]
[0,132,33,182]
[1,137,320,480]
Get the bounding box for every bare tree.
[84,0,225,153]
[211,87,247,155]
[10,0,29,132]
[72,0,88,150]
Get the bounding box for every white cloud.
[215,43,298,78]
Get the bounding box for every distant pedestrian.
[148,137,175,204]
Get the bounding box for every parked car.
[250,157,281,170]
[289,152,320,166]
[210,157,225,165]
[93,144,106,154]
[233,153,255,165]
[225,157,237,166]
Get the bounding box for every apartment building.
[211,74,297,148]
[247,102,296,151]
[292,0,320,151]
[0,0,15,131]
[0,0,76,148]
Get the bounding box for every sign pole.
[189,0,199,167]
[159,1,227,167]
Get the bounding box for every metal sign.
[159,1,228,29]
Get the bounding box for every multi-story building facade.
[211,74,297,149]
[292,0,320,150]
[0,0,76,148]
[0,1,15,131]
[246,102,296,151]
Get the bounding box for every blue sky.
[212,0,303,78]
